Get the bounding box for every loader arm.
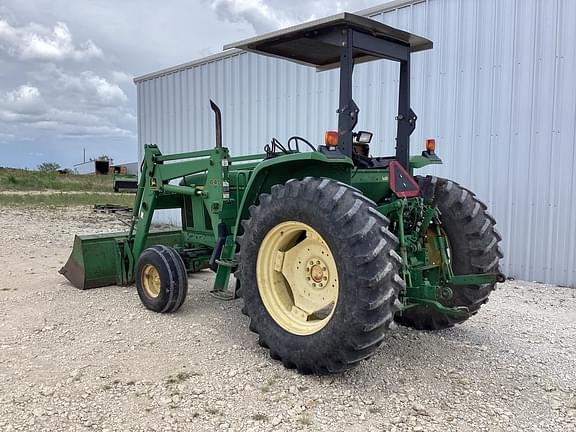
[123,144,233,283]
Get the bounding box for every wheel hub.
[256,221,339,336]
[308,261,328,286]
[141,264,161,298]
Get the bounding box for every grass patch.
[0,193,134,207]
[298,413,313,425]
[0,167,118,192]
[260,376,277,393]
[205,407,221,416]
[165,371,201,384]
[251,413,268,422]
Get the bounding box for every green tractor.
[60,13,504,374]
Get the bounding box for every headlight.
[354,131,373,144]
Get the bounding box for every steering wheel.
[287,136,316,152]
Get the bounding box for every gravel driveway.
[0,206,574,432]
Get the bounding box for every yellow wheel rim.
[141,264,161,298]
[256,221,339,336]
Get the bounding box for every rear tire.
[136,245,188,313]
[394,176,503,330]
[236,177,404,374]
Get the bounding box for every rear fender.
[409,154,443,171]
[233,152,353,239]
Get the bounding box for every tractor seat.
[353,155,394,169]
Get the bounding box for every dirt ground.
[0,206,574,432]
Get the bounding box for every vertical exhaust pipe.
[210,100,222,148]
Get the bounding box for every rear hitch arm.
[449,273,506,286]
[402,298,470,318]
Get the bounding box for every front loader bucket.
[59,230,184,290]
[59,232,126,290]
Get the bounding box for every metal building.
[73,159,110,175]
[133,0,576,287]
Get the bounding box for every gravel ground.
[0,206,574,432]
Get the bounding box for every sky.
[0,0,381,169]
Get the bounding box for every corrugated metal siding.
[136,0,576,287]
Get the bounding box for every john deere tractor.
[61,13,504,374]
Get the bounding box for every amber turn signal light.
[325,131,338,146]
[426,138,436,153]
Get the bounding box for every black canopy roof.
[224,12,432,70]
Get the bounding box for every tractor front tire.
[394,176,503,330]
[236,177,404,374]
[136,245,188,313]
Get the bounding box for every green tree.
[37,162,61,172]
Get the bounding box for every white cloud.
[81,71,128,104]
[3,84,46,114]
[212,0,292,33]
[210,0,369,34]
[123,112,137,122]
[111,71,134,84]
[31,121,135,139]
[0,82,134,139]
[31,66,129,106]
[0,131,15,143]
[0,18,103,61]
